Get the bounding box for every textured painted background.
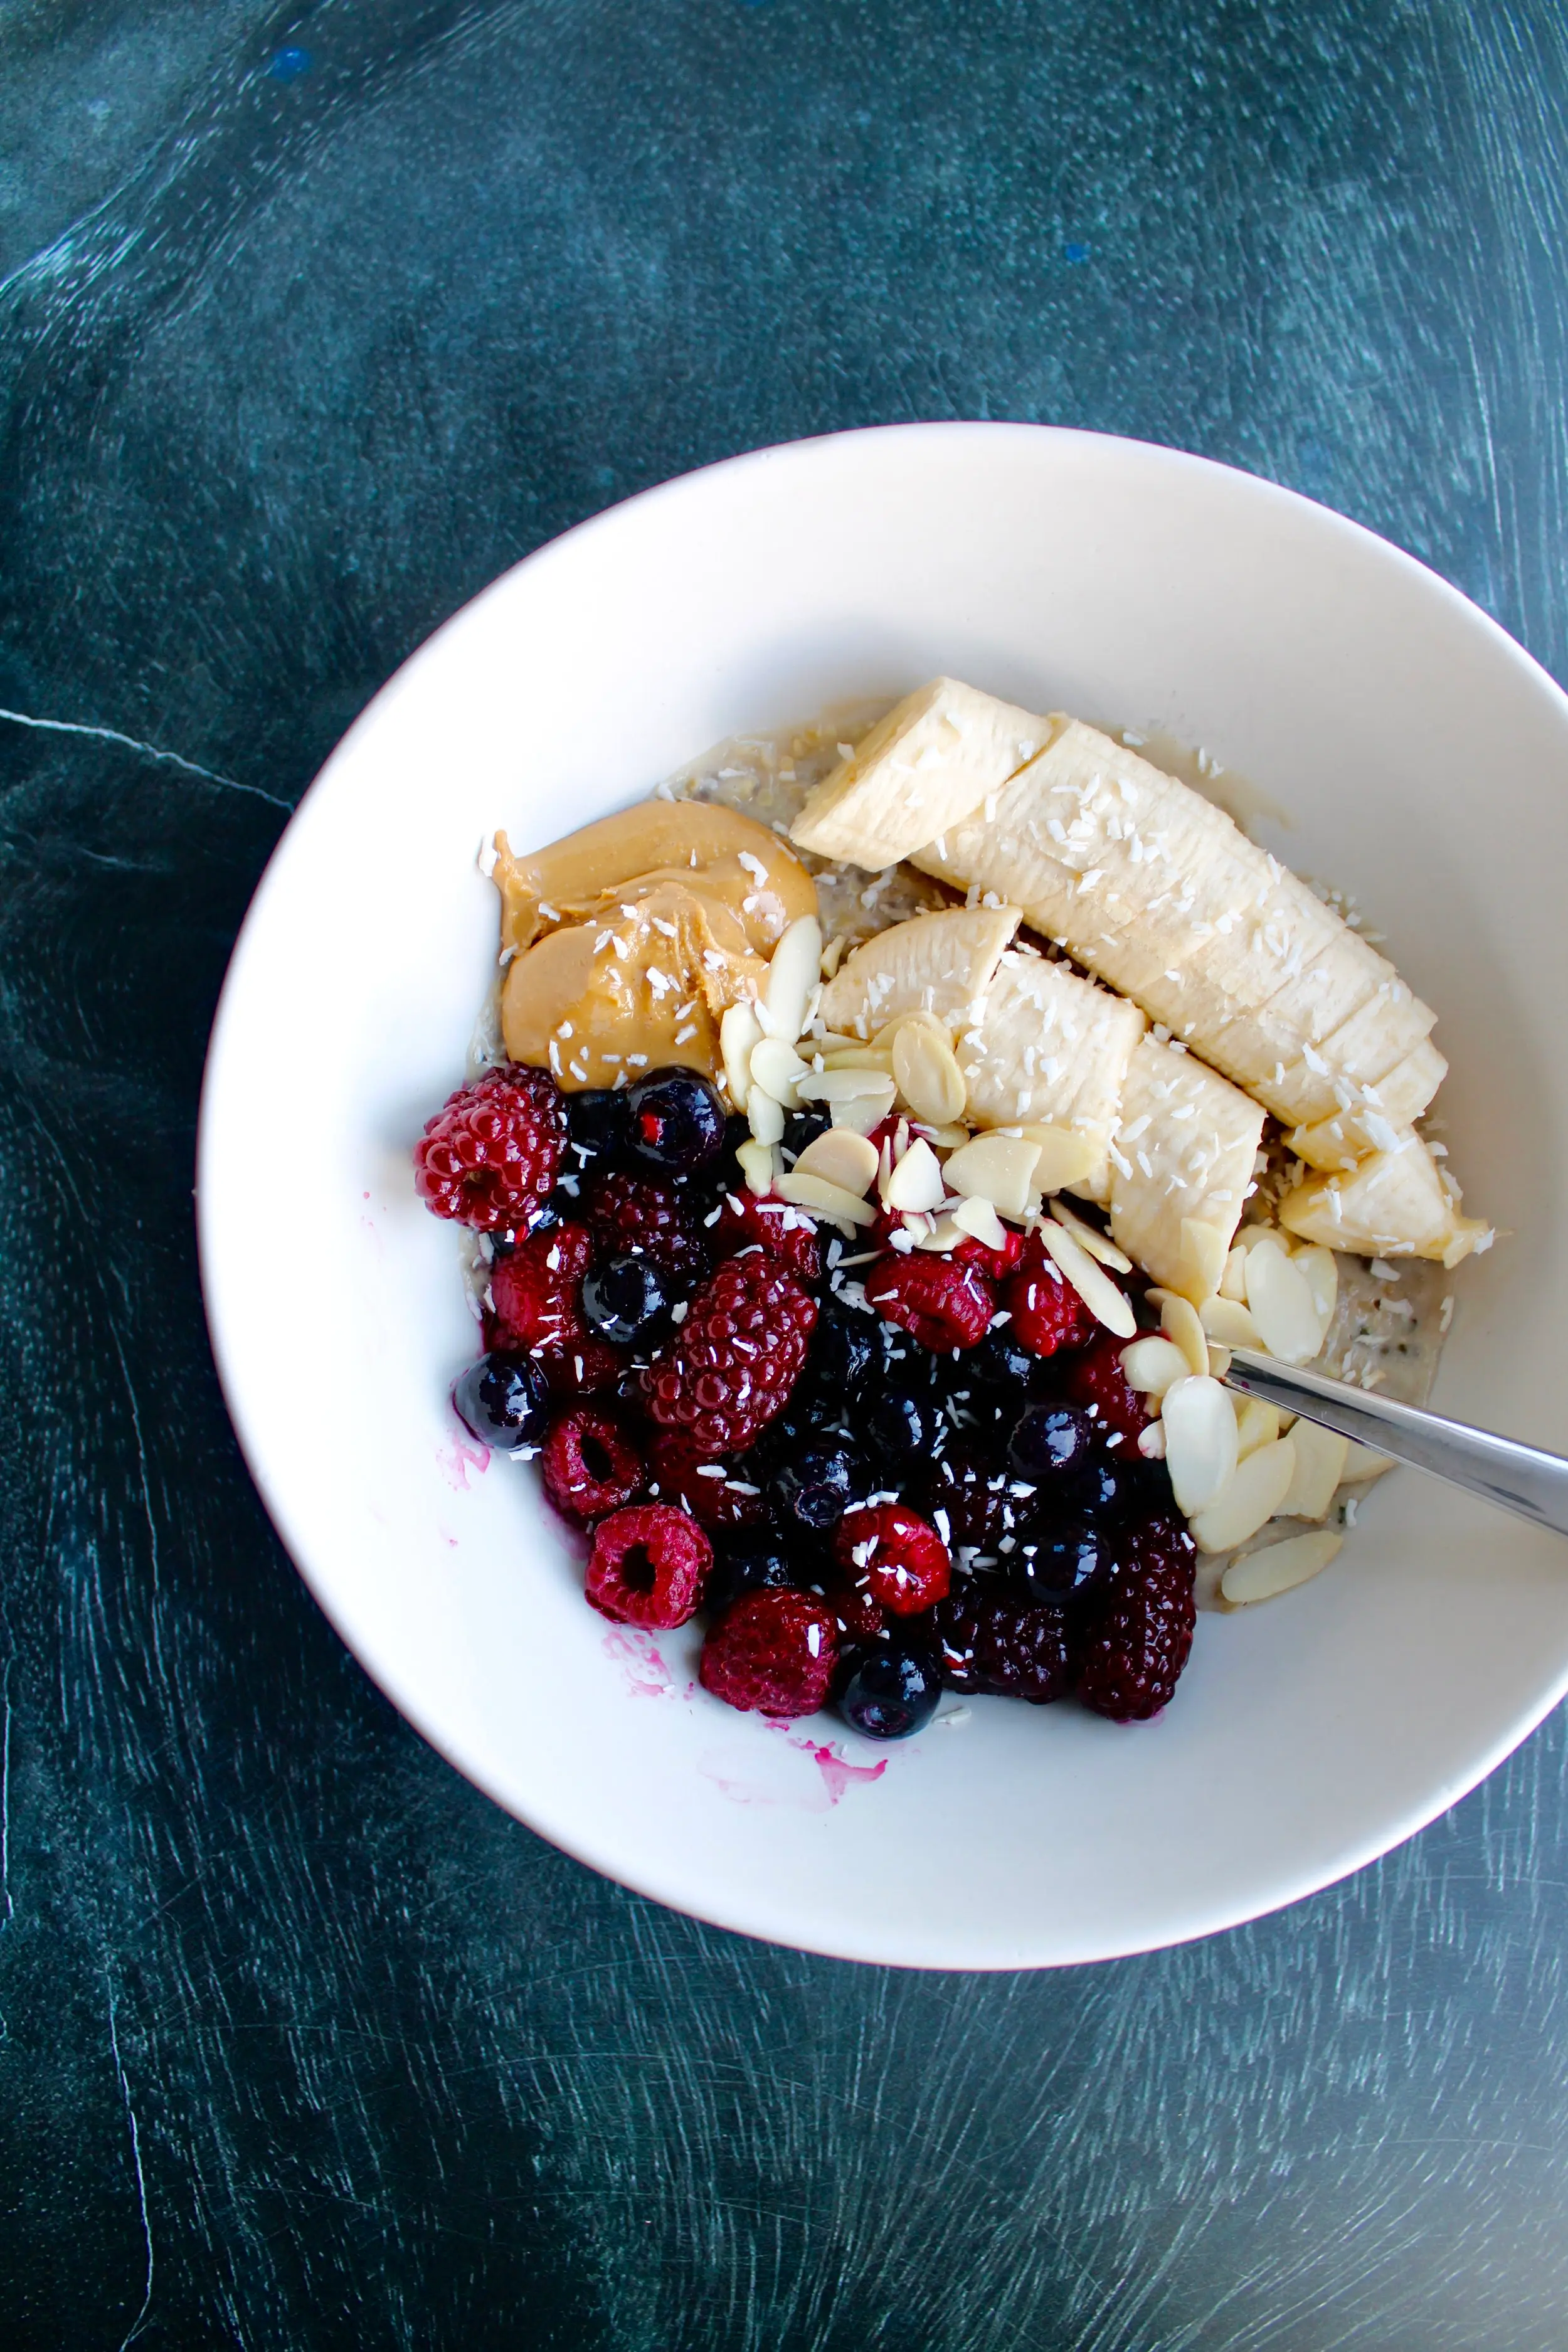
[3,1,1568,2343]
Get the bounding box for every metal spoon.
[1222,1348,1568,1541]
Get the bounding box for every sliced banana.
[958,950,1145,1200]
[1106,1037,1264,1305]
[789,679,1049,866]
[1279,1135,1492,1266]
[819,904,1020,1040]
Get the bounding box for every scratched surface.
[3,0,1568,2342]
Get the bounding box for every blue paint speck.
[1064,242,1090,265]
[268,47,313,81]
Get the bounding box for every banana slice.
[1106,1036,1265,1303]
[818,904,1020,1039]
[955,949,1145,1201]
[908,717,1441,1133]
[1288,1037,1449,1168]
[1279,1133,1492,1266]
[789,680,1050,867]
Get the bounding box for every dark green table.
[4,3,1567,2342]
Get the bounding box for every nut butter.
[495,801,818,1091]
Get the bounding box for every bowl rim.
[197,420,1568,1968]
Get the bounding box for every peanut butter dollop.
[495,801,817,1091]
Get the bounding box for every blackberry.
[933,1584,1073,1703]
[1075,1513,1197,1720]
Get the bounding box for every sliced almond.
[1136,1421,1168,1461]
[1280,1417,1349,1519]
[1161,1374,1240,1514]
[951,1195,1009,1251]
[893,1021,967,1126]
[1291,1241,1338,1337]
[919,1122,972,1150]
[1120,1335,1191,1400]
[734,1138,778,1197]
[1159,1293,1209,1380]
[758,914,822,1042]
[821,1044,896,1073]
[1190,1436,1298,1553]
[1038,1220,1137,1338]
[818,934,847,980]
[1219,1245,1249,1303]
[1232,1397,1283,1459]
[1018,1124,1100,1197]
[882,1136,946,1213]
[915,1212,968,1252]
[871,1009,949,1053]
[1200,1295,1261,1350]
[1222,1529,1342,1606]
[1207,1342,1233,1379]
[797,1066,898,1104]
[942,1131,1043,1219]
[1244,1236,1325,1365]
[719,1000,763,1111]
[792,1128,879,1196]
[1339,1438,1394,1483]
[748,1036,810,1110]
[830,1084,898,1136]
[747,1089,785,1146]
[1046,1199,1133,1273]
[773,1171,879,1227]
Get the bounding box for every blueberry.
[970,1324,1039,1391]
[1009,1404,1095,1484]
[705,1535,801,1616]
[582,1253,669,1345]
[839,1642,944,1739]
[452,1352,551,1451]
[773,1439,869,1532]
[1073,1451,1149,1518]
[566,1088,632,1162]
[1006,1518,1106,1603]
[865,1382,948,1468]
[626,1066,726,1173]
[783,1109,831,1160]
[804,1300,881,1400]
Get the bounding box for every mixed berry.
[428,1059,1199,1736]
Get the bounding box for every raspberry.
[1074,1515,1197,1720]
[487,1222,593,1353]
[541,1406,645,1520]
[812,1576,886,1648]
[645,1431,770,1530]
[537,1338,628,1400]
[585,1505,711,1629]
[833,1504,951,1616]
[642,1253,816,1458]
[864,1254,995,1352]
[714,1192,824,1281]
[952,1226,1025,1281]
[1001,1236,1096,1358]
[699,1589,839,1717]
[415,1066,566,1231]
[1061,1327,1152,1444]
[933,1584,1073,1703]
[585,1169,711,1284]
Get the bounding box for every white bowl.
[198,423,1568,1969]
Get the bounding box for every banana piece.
[1107,1037,1266,1304]
[956,948,1146,1200]
[818,904,1020,1039]
[789,680,1051,867]
[1279,1133,1492,1267]
[1288,1037,1449,1169]
[909,718,1441,1131]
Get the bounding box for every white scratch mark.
[106,1978,155,2349]
[0,705,289,809]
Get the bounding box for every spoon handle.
[1221,1348,1568,1542]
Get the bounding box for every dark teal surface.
[4,3,1568,2343]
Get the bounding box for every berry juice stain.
[788,1737,887,1803]
[601,1626,674,1700]
[435,1438,489,1490]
